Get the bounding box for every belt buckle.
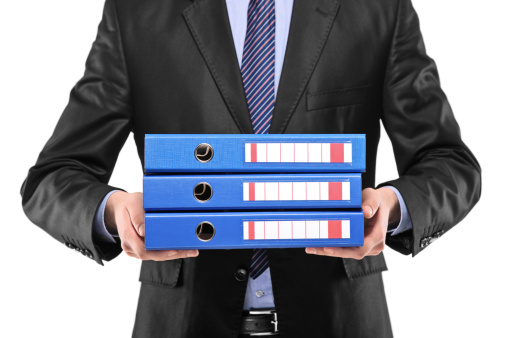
[247,309,278,336]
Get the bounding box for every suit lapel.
[183,0,254,134]
[183,0,340,135]
[270,0,341,134]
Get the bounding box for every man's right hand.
[104,191,199,261]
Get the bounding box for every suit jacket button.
[235,268,248,281]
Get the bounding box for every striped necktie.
[240,0,275,280]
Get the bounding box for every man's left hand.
[305,187,401,259]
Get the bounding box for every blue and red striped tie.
[240,0,275,280]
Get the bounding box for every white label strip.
[243,220,351,240]
[245,143,353,163]
[243,182,351,201]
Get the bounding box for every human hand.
[104,191,199,260]
[305,187,401,259]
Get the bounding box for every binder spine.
[144,134,366,172]
[145,211,363,250]
[143,174,362,210]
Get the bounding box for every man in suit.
[20,0,481,337]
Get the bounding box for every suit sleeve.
[378,0,482,256]
[20,0,130,265]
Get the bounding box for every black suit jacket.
[21,0,481,337]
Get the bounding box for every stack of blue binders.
[144,134,365,250]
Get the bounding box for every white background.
[1,0,506,337]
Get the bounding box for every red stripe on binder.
[249,221,255,240]
[249,182,255,201]
[328,220,342,239]
[330,143,344,163]
[251,143,257,162]
[328,182,343,200]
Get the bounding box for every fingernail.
[138,224,145,237]
[168,250,178,257]
[306,248,316,254]
[323,247,333,253]
[187,250,198,257]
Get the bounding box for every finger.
[122,239,140,259]
[305,247,317,254]
[143,249,200,261]
[121,242,136,257]
[306,247,359,256]
[367,241,386,256]
[365,204,390,239]
[127,234,150,260]
[124,239,198,260]
[117,209,148,260]
[128,230,199,261]
[306,227,380,259]
[117,209,143,258]
[307,230,380,259]
[117,208,183,261]
[306,247,367,260]
[328,247,365,260]
[360,219,387,258]
[127,198,146,237]
[361,219,382,252]
[118,208,148,257]
[357,215,388,258]
[125,251,139,259]
[117,207,134,239]
[361,188,381,219]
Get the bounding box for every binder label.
[243,220,350,240]
[244,143,352,163]
[242,182,350,201]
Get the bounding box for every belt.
[239,309,279,336]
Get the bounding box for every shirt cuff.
[383,186,413,236]
[92,190,121,243]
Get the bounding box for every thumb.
[128,203,146,237]
[131,218,145,237]
[137,223,145,237]
[362,188,380,219]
